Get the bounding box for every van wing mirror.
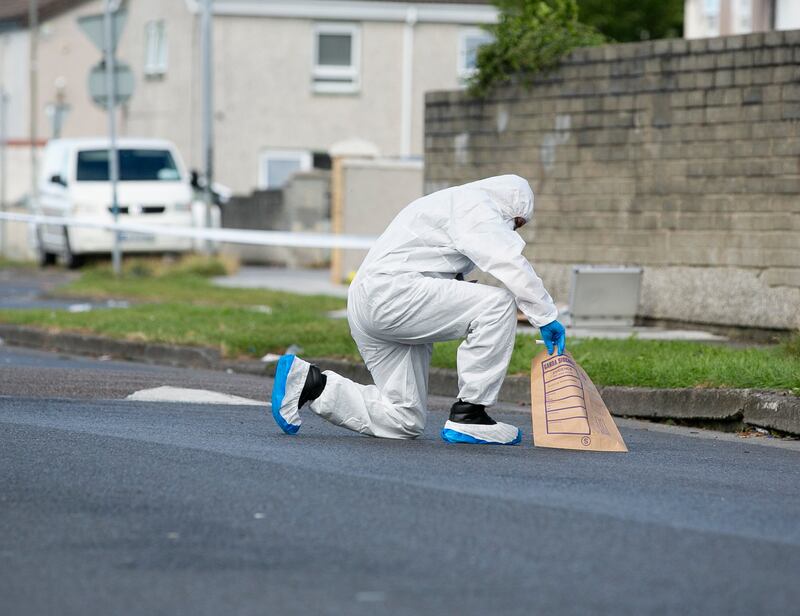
[50,174,67,186]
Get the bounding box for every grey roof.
[0,0,493,28]
[252,0,495,5]
[340,0,492,3]
[0,0,90,27]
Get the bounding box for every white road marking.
[126,386,265,406]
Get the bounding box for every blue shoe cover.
[440,420,522,445]
[270,354,307,434]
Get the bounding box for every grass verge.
[0,257,35,269]
[1,260,798,393]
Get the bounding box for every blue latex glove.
[539,319,566,355]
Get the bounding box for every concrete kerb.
[1,323,797,436]
[0,324,222,368]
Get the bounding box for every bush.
[126,260,156,278]
[468,0,606,97]
[172,254,239,278]
[113,254,239,279]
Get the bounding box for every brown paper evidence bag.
[530,351,628,452]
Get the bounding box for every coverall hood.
[462,174,534,225]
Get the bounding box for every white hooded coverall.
[308,175,558,438]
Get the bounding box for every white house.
[684,0,800,39]
[1,0,498,196]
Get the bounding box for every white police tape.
[0,212,377,250]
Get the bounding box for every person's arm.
[449,200,558,328]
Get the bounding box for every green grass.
[61,268,346,313]
[567,337,800,392]
[5,257,350,359]
[0,302,357,360]
[0,261,798,393]
[435,336,800,391]
[0,257,35,269]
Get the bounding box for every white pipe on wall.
[399,6,417,158]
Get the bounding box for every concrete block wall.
[220,171,331,267]
[424,31,800,330]
[221,189,285,231]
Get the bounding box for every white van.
[35,138,206,267]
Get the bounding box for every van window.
[76,149,181,182]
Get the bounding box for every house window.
[734,0,753,33]
[144,20,168,76]
[702,0,721,36]
[258,150,312,189]
[458,28,494,81]
[313,23,360,94]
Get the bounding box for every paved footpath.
[1,346,799,615]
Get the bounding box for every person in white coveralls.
[270,174,566,446]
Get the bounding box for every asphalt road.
[1,346,799,616]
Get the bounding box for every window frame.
[312,22,361,94]
[144,19,168,77]
[733,0,753,34]
[258,149,312,189]
[457,27,494,81]
[75,148,180,183]
[701,0,721,37]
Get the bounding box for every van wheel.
[36,229,57,268]
[62,228,84,270]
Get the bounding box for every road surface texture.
[2,345,799,616]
